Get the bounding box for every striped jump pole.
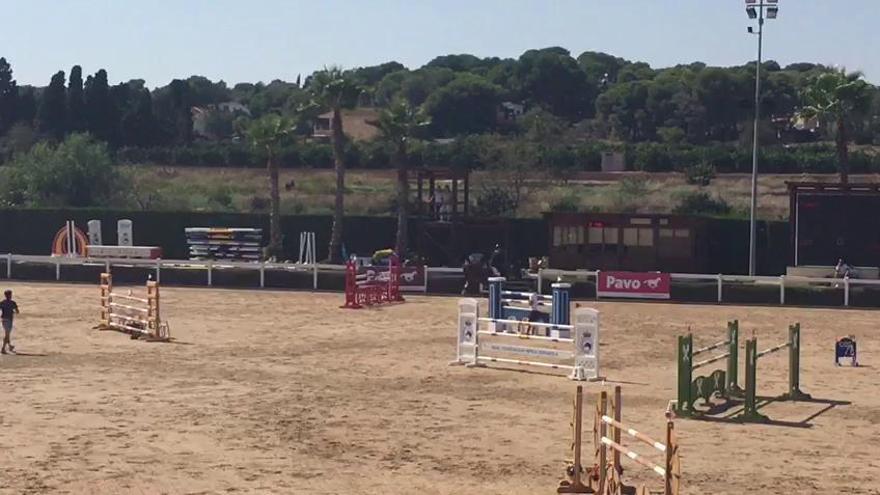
[596,385,681,495]
[738,323,811,423]
[98,272,170,342]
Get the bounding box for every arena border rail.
[0,253,438,293]
[536,268,880,307]
[4,253,880,307]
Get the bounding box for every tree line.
[2,49,879,153]
[1,49,878,262]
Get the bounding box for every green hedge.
[113,140,880,175]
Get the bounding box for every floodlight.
[767,6,779,18]
[746,7,757,19]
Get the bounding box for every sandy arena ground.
[0,282,878,494]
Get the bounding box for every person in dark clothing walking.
[1,289,20,354]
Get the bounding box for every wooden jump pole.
[557,385,594,494]
[98,272,170,342]
[596,386,681,495]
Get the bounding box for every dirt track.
[0,282,877,494]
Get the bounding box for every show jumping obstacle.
[488,277,571,337]
[558,385,681,495]
[453,298,599,381]
[98,273,171,341]
[51,220,88,257]
[739,323,810,422]
[341,255,405,309]
[675,321,742,417]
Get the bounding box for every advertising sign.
[597,271,671,299]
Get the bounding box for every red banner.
[597,271,670,299]
[358,265,426,292]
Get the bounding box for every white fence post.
[207,260,213,286]
[779,275,785,305]
[55,258,61,281]
[259,262,265,288]
[717,274,723,303]
[844,276,850,307]
[595,270,601,301]
[313,263,318,290]
[6,253,11,279]
[155,259,161,283]
[104,260,110,273]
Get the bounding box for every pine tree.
[0,57,19,134]
[67,65,85,132]
[16,87,37,124]
[120,89,158,146]
[38,71,67,139]
[169,79,193,144]
[84,69,116,142]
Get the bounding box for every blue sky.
[1,0,877,88]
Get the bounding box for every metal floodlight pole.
[746,0,777,276]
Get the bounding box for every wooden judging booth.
[545,212,709,273]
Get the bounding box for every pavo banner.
[597,271,670,299]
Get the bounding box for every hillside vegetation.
[1,50,878,217]
[107,166,877,220]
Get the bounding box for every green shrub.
[473,186,518,217]
[633,143,674,172]
[657,127,686,145]
[207,184,235,210]
[549,194,580,212]
[575,144,603,171]
[1,133,125,207]
[685,162,716,186]
[299,143,333,168]
[610,177,648,212]
[673,191,730,216]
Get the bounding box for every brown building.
[545,212,709,273]
[312,107,381,142]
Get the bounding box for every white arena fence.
[0,253,878,307]
[536,268,880,307]
[0,253,444,291]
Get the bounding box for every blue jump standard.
[487,277,571,326]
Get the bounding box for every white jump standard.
[453,298,600,380]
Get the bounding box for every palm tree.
[244,114,293,260]
[796,70,872,184]
[307,67,360,262]
[369,100,430,256]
